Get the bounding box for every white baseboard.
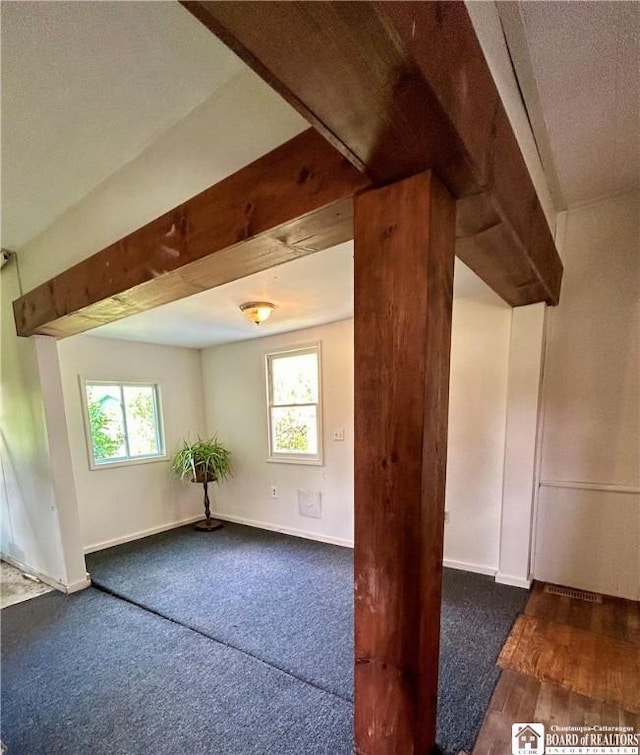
[66,576,93,593]
[495,572,532,590]
[1,553,91,594]
[83,517,523,591]
[443,558,497,577]
[211,511,354,549]
[83,514,203,554]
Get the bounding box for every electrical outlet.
[444,510,450,523]
[331,428,345,441]
[270,485,278,499]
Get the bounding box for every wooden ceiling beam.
[183,0,563,306]
[13,129,370,338]
[14,0,565,339]
[13,148,550,340]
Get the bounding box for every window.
[266,344,322,464]
[81,380,166,469]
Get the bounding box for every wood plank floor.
[498,614,640,712]
[472,582,640,755]
[525,582,640,644]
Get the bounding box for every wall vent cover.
[544,584,602,603]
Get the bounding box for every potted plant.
[172,437,232,531]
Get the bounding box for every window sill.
[89,454,169,471]
[266,456,324,467]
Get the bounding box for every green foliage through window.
[88,399,124,460]
[84,381,164,467]
[267,346,321,461]
[275,411,309,452]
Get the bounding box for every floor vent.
[544,584,602,603]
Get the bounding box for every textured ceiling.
[506,1,640,208]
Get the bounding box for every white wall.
[444,296,512,575]
[5,2,557,581]
[6,4,556,583]
[18,69,305,292]
[3,67,303,584]
[534,192,640,600]
[1,262,87,591]
[497,303,546,588]
[57,335,207,551]
[202,300,513,571]
[201,320,354,546]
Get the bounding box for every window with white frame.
[266,344,322,464]
[81,380,166,469]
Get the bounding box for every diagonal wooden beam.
[12,128,542,340]
[182,0,563,307]
[14,1,564,338]
[13,129,370,338]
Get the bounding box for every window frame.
[79,377,168,470]
[265,342,323,465]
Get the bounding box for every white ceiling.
[89,244,497,350]
[93,242,356,349]
[2,1,638,349]
[502,1,640,208]
[0,1,243,249]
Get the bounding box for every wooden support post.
[354,171,455,754]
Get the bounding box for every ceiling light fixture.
[239,301,276,325]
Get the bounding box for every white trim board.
[442,559,497,578]
[83,514,203,554]
[214,521,508,578]
[444,560,532,589]
[83,513,523,590]
[1,553,91,594]
[495,572,532,590]
[539,480,640,495]
[210,511,354,549]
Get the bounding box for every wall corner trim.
[443,558,497,577]
[0,553,91,594]
[65,576,92,593]
[495,572,532,590]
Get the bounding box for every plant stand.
[194,479,223,532]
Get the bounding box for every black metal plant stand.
[194,478,223,531]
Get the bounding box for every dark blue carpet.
[86,523,527,753]
[2,523,527,754]
[88,525,353,701]
[437,569,528,753]
[0,587,353,755]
